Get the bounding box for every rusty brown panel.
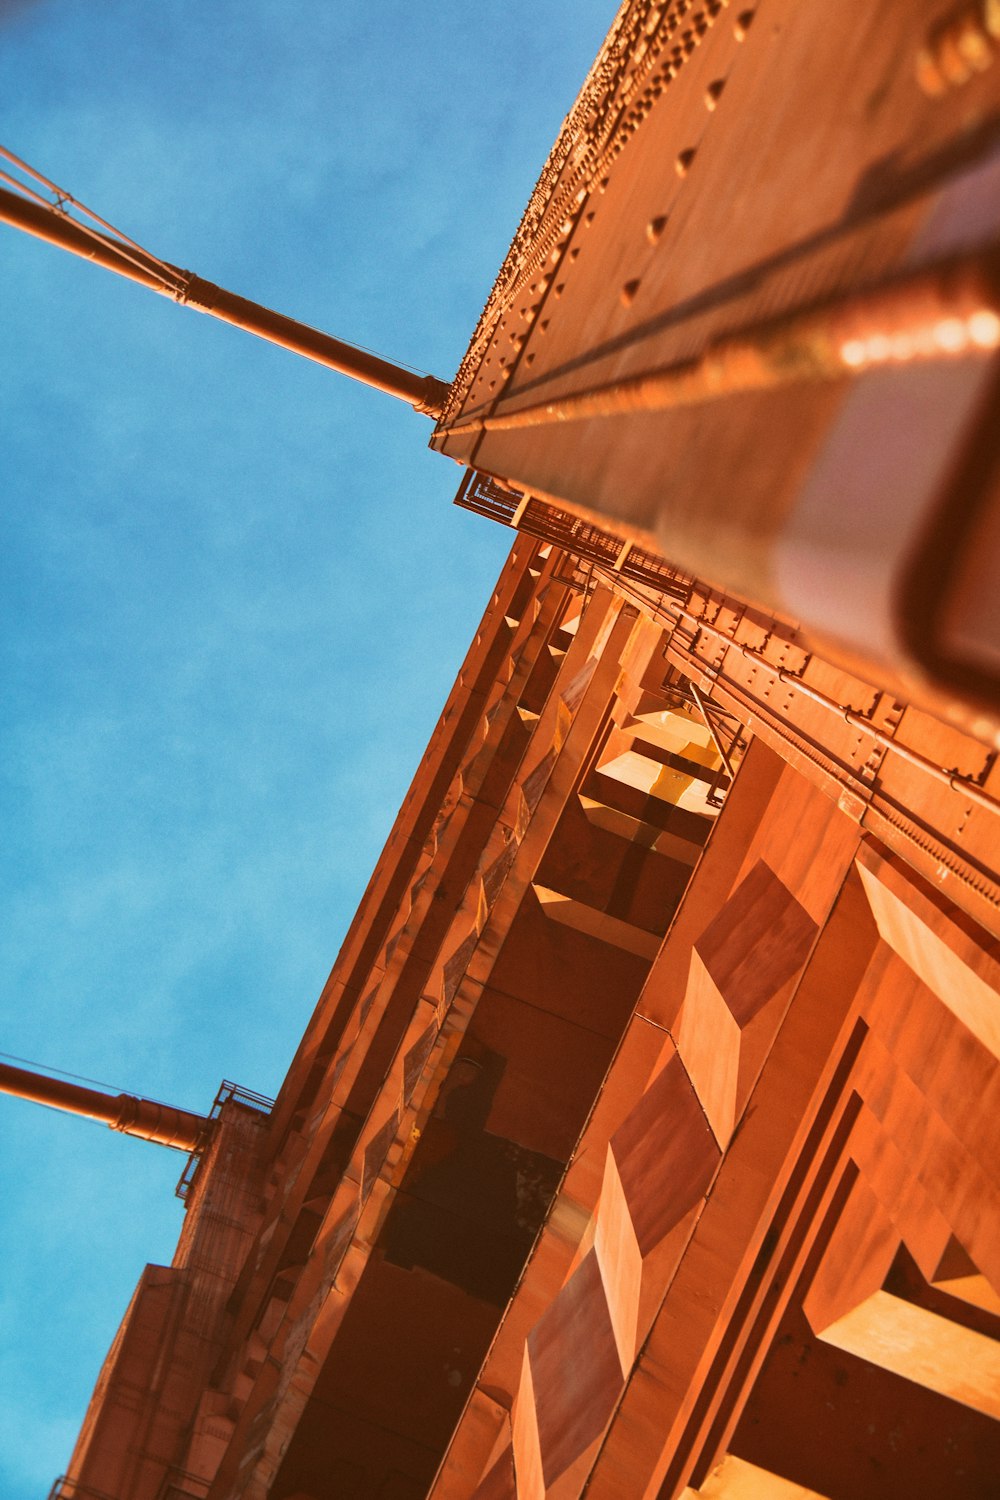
[438,0,1000,716]
[893,700,996,781]
[442,931,480,1006]
[528,1249,623,1488]
[68,1268,188,1500]
[585,876,880,1498]
[402,1020,439,1105]
[271,1260,500,1500]
[871,992,1000,1182]
[729,1299,1000,1498]
[361,1110,400,1200]
[269,543,553,1148]
[870,751,1000,891]
[448,0,1000,434]
[636,741,780,1029]
[535,796,692,935]
[611,1048,722,1257]
[453,0,1000,422]
[481,840,518,910]
[695,860,819,1027]
[470,1443,517,1500]
[486,885,649,1038]
[583,759,717,841]
[467,985,625,1162]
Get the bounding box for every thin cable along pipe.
[0,180,449,416]
[0,1059,211,1153]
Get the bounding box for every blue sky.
[0,3,618,1493]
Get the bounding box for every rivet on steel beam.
[447,262,1000,439]
[570,247,581,261]
[554,284,565,298]
[647,215,668,243]
[734,10,755,39]
[705,79,726,110]
[621,279,641,307]
[676,148,697,176]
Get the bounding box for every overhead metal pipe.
[0,1059,211,1153]
[0,182,450,417]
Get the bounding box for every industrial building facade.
[52,500,1000,1499]
[44,0,1000,1495]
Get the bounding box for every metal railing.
[453,468,523,525]
[156,1467,211,1500]
[175,1078,274,1202]
[47,1479,118,1500]
[454,470,691,604]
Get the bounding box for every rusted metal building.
[34,2,1000,1496]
